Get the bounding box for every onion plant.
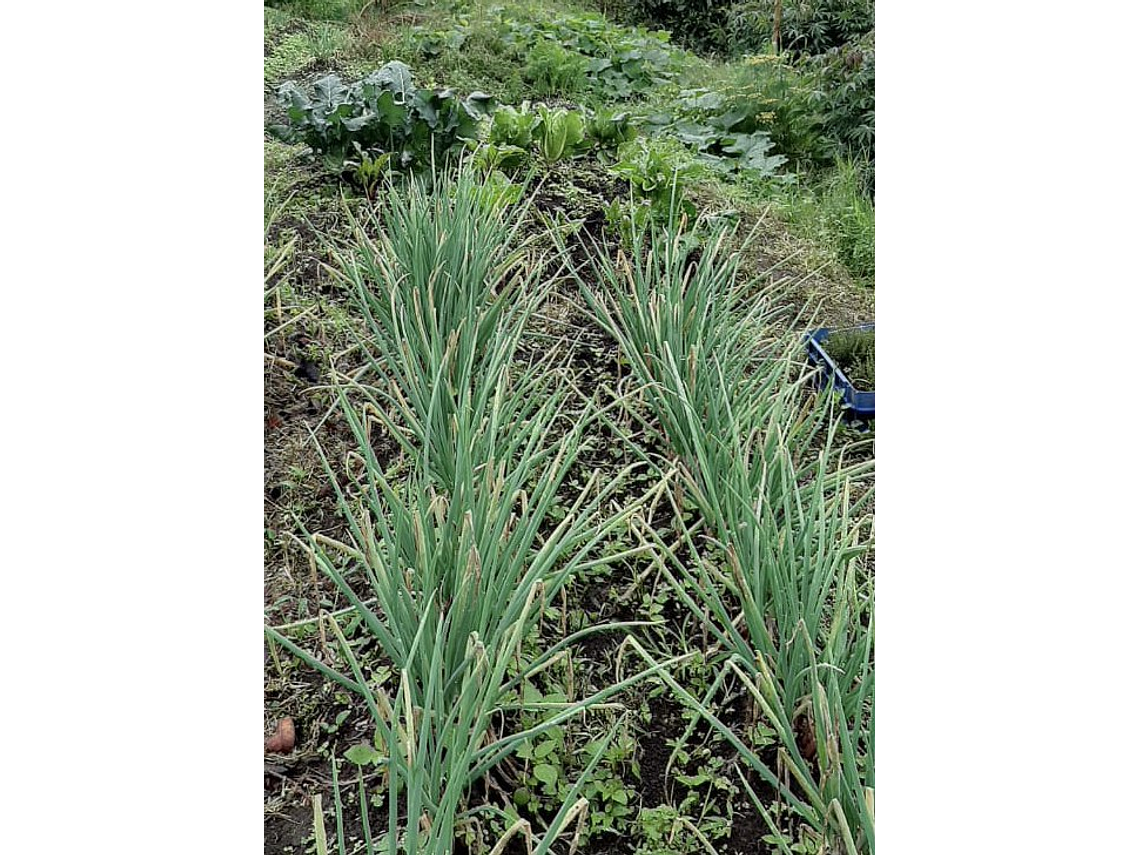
[331,167,547,488]
[267,168,677,853]
[640,433,875,854]
[566,207,876,853]
[264,181,296,298]
[557,208,838,527]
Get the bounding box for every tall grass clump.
[821,159,874,281]
[774,159,874,284]
[267,168,674,853]
[265,0,366,22]
[566,207,875,853]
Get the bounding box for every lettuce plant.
[535,106,586,162]
[609,138,698,220]
[585,107,637,149]
[488,102,542,149]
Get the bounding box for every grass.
[266,0,370,22]
[265,7,355,83]
[771,160,875,286]
[824,327,875,389]
[263,2,874,853]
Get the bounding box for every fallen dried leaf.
[794,711,817,764]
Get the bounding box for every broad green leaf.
[522,681,543,705]
[723,131,773,157]
[374,90,406,130]
[312,75,349,113]
[368,60,414,102]
[709,108,751,130]
[344,743,383,766]
[415,92,439,128]
[676,772,710,787]
[533,763,559,788]
[742,149,787,174]
[464,91,495,116]
[673,121,717,149]
[533,740,557,760]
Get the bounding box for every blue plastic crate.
[805,323,875,420]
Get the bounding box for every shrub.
[724,0,874,56]
[803,30,875,165]
[619,0,872,57]
[706,56,833,167]
[618,0,725,53]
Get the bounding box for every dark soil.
[638,694,682,809]
[725,798,769,853]
[264,802,312,854]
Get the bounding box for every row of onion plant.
[267,168,672,853]
[563,206,876,854]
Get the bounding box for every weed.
[822,327,874,389]
[265,22,352,83]
[770,159,874,284]
[265,0,367,22]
